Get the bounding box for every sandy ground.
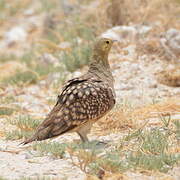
[0,60,179,179]
[0,5,179,178]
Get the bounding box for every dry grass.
[95,98,180,134]
[95,104,134,135]
[71,119,179,178]
[106,0,180,28]
[0,0,179,179]
[156,67,180,87]
[86,173,129,180]
[131,98,180,120]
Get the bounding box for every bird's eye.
[106,40,110,44]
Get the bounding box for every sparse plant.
[5,129,33,140]
[33,141,66,158]
[173,120,180,140]
[128,151,180,173]
[0,176,7,180]
[39,0,59,12]
[78,126,180,176]
[124,129,142,142]
[140,128,169,154]
[67,142,100,173]
[0,0,179,179]
[2,70,39,86]
[33,63,64,77]
[19,50,36,66]
[0,107,15,116]
[61,43,91,72]
[0,0,31,23]
[160,113,171,127]
[17,176,54,180]
[0,54,17,63]
[0,95,15,104]
[5,115,41,140]
[8,115,41,131]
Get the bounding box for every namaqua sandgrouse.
[22,37,116,144]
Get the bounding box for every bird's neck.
[88,52,114,84]
[89,52,110,68]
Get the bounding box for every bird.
[22,37,116,145]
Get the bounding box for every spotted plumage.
[22,37,116,144]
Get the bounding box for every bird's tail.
[19,136,37,145]
[19,124,54,145]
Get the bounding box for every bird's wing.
[22,77,115,144]
[56,77,87,105]
[36,77,88,130]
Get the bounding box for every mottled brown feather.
[22,37,116,145]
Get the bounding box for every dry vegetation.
[0,0,179,179]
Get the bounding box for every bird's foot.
[79,140,109,149]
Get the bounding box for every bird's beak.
[112,39,118,43]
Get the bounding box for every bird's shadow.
[72,140,110,150]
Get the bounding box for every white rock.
[130,63,141,72]
[40,53,59,65]
[160,28,180,58]
[72,71,82,78]
[75,37,83,44]
[23,8,35,16]
[101,31,120,41]
[166,29,180,53]
[122,61,130,66]
[58,41,71,49]
[123,45,136,58]
[166,28,179,40]
[5,26,27,44]
[134,24,152,35]
[102,25,136,42]
[101,25,151,42]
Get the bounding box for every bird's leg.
[77,124,108,149]
[77,131,89,142]
[77,131,108,150]
[77,123,92,143]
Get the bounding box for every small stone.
[58,41,71,49]
[40,53,59,65]
[5,26,27,45]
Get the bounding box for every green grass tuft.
[173,120,180,140]
[5,115,41,140]
[124,129,142,141]
[39,0,58,12]
[16,176,54,180]
[0,54,17,63]
[0,176,7,180]
[0,95,15,104]
[61,43,91,72]
[2,70,39,86]
[8,115,41,130]
[0,107,14,116]
[92,151,129,174]
[0,0,7,22]
[70,126,180,175]
[128,151,180,173]
[140,128,168,154]
[33,141,67,158]
[5,129,33,140]
[19,50,36,66]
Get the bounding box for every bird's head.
[93,37,116,56]
[89,37,117,72]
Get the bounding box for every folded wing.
[22,77,115,144]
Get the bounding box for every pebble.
[160,28,180,58]
[5,26,27,45]
[101,25,152,42]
